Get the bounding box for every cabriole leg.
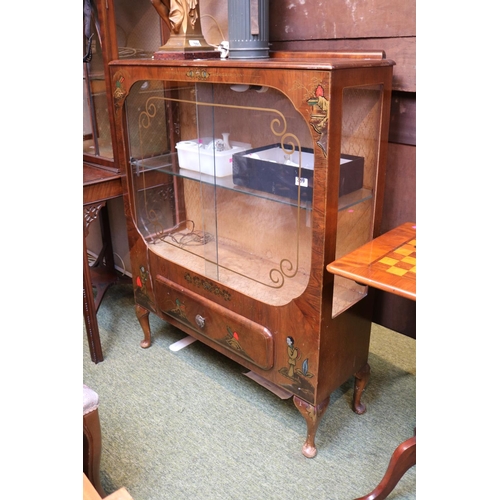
[135,304,152,348]
[354,435,416,500]
[293,395,330,458]
[353,362,371,414]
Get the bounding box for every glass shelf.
[135,154,316,210]
[338,189,373,212]
[134,154,371,211]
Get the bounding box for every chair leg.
[354,435,416,500]
[83,408,106,498]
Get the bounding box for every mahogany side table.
[84,163,129,363]
[326,222,416,500]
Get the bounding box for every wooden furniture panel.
[270,0,415,40]
[380,144,416,233]
[271,38,416,93]
[374,143,416,337]
[373,292,416,338]
[84,165,123,205]
[388,93,416,146]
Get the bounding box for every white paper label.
[189,40,202,47]
[295,177,308,187]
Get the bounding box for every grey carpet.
[84,284,416,499]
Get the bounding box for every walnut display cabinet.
[110,51,394,457]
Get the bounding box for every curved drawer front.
[155,275,274,370]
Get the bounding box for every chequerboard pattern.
[373,239,416,278]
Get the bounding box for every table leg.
[83,232,104,363]
[354,435,416,500]
[83,203,131,363]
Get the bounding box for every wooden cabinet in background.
[83,0,165,362]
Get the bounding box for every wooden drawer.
[155,275,274,370]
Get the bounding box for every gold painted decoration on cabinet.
[186,69,210,80]
[307,85,329,157]
[134,265,155,311]
[184,273,232,301]
[278,335,315,400]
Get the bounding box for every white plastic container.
[176,138,252,177]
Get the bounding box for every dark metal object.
[228,0,269,59]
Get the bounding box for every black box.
[338,153,365,197]
[232,144,364,202]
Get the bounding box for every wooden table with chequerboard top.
[326,222,416,301]
[326,222,416,500]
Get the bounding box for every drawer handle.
[195,314,206,329]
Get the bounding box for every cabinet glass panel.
[126,81,314,306]
[332,84,384,316]
[83,16,113,159]
[114,0,162,59]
